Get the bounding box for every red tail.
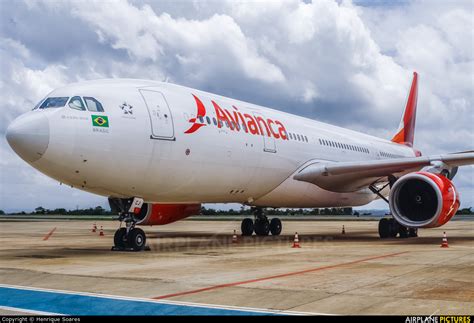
[391,72,418,147]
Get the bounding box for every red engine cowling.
[133,203,201,225]
[389,172,460,228]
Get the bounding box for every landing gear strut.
[109,197,148,251]
[378,218,417,239]
[240,208,282,236]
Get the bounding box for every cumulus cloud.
[0,0,472,211]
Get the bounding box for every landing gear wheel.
[388,218,399,238]
[269,218,282,236]
[408,228,418,238]
[378,218,390,238]
[241,218,254,236]
[114,228,127,248]
[128,228,146,251]
[398,225,409,238]
[254,218,270,236]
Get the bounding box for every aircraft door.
[253,112,276,153]
[139,89,175,140]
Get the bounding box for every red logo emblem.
[184,94,207,134]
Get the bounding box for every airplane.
[5,72,474,251]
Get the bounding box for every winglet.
[391,72,418,147]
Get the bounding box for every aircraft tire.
[269,218,282,236]
[378,218,390,238]
[128,228,146,251]
[241,218,254,236]
[408,228,418,237]
[254,218,270,236]
[398,225,409,238]
[114,228,127,248]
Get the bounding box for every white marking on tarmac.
[0,305,63,316]
[0,283,334,316]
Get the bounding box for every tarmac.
[0,218,472,315]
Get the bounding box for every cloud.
[0,0,472,211]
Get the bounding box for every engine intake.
[389,172,459,228]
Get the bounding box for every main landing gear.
[369,181,418,239]
[378,218,418,239]
[109,197,149,251]
[241,208,282,236]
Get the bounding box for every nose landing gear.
[109,197,149,251]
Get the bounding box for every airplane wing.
[293,151,474,193]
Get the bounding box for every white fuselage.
[13,79,416,208]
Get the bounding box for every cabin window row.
[318,138,369,154]
[198,116,246,131]
[380,151,401,158]
[288,133,308,143]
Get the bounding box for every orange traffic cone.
[342,225,346,234]
[440,231,448,248]
[99,226,104,236]
[232,230,238,244]
[92,223,97,233]
[292,232,301,248]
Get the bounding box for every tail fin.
[391,72,418,147]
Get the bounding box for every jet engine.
[134,203,201,225]
[389,172,459,228]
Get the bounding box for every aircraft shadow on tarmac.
[66,231,474,254]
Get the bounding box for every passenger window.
[213,117,217,126]
[206,116,211,124]
[83,97,104,112]
[39,97,69,109]
[68,96,86,111]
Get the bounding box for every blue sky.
[0,0,472,212]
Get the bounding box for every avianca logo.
[184,94,207,134]
[184,94,288,140]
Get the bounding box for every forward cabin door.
[139,89,175,140]
[253,112,276,153]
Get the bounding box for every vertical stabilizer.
[391,72,418,147]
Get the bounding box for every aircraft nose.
[6,113,50,163]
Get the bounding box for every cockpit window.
[38,97,69,109]
[83,97,104,112]
[68,96,86,111]
[32,98,46,110]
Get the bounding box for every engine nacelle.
[389,172,460,228]
[134,203,201,225]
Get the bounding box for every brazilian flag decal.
[92,115,109,127]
